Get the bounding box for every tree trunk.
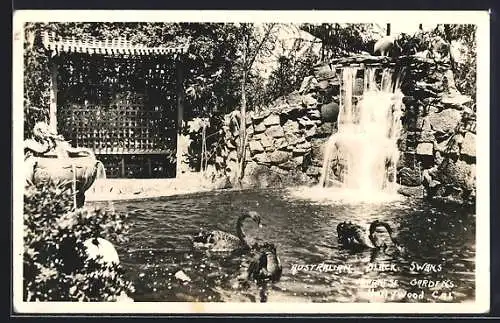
[238,67,247,180]
[236,23,275,180]
[238,32,249,181]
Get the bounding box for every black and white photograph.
[12,10,490,314]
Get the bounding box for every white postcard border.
[12,9,491,314]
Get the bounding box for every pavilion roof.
[42,32,189,57]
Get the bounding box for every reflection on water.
[104,187,475,303]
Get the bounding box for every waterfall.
[319,66,405,194]
[91,160,108,194]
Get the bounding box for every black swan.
[337,220,402,251]
[238,242,282,302]
[191,210,262,252]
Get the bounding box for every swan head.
[369,220,399,249]
[337,221,348,234]
[245,210,262,228]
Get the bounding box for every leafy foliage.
[439,24,477,100]
[399,24,477,101]
[181,116,225,172]
[23,179,134,301]
[265,51,319,103]
[24,23,51,139]
[300,23,380,59]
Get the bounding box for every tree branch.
[244,23,277,71]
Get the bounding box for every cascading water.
[91,160,108,194]
[319,66,405,194]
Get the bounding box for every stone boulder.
[299,76,319,94]
[435,158,476,195]
[441,93,472,110]
[428,108,462,134]
[254,122,266,133]
[311,139,328,165]
[263,114,280,126]
[273,137,289,150]
[419,130,435,143]
[293,155,304,166]
[248,140,264,155]
[259,135,274,151]
[416,142,433,156]
[282,120,300,134]
[397,185,424,198]
[461,132,476,159]
[270,165,289,175]
[269,150,291,165]
[296,141,312,151]
[302,94,318,107]
[306,166,322,178]
[421,156,476,207]
[285,91,304,106]
[265,125,285,138]
[396,151,416,170]
[281,105,305,117]
[252,109,271,122]
[305,126,318,139]
[253,153,271,164]
[284,132,301,147]
[316,122,335,138]
[241,162,283,189]
[397,167,422,186]
[320,102,340,122]
[280,168,316,186]
[212,175,232,189]
[277,161,296,170]
[313,63,335,80]
[298,117,316,128]
[307,109,321,120]
[246,125,254,136]
[317,79,340,97]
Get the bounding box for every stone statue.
[373,35,402,57]
[24,121,105,208]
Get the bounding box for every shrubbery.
[23,179,134,301]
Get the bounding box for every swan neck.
[369,221,398,248]
[236,213,249,245]
[367,233,377,248]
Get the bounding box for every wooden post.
[386,23,391,36]
[176,59,184,132]
[175,57,185,178]
[147,156,152,177]
[49,59,58,133]
[121,157,125,178]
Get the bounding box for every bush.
[182,115,226,172]
[23,179,134,301]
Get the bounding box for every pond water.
[105,186,476,303]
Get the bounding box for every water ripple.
[101,188,476,303]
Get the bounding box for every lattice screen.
[56,53,178,178]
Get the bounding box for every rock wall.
[212,63,343,189]
[392,56,476,206]
[200,54,476,206]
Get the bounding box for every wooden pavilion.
[41,32,189,178]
